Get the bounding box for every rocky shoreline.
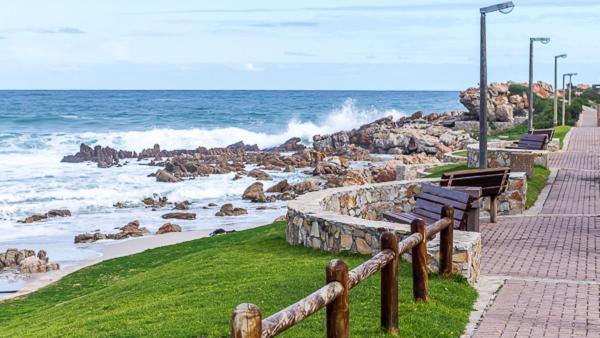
[8,82,555,279]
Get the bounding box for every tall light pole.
[553,54,567,126]
[562,73,567,125]
[479,1,515,169]
[568,72,578,104]
[528,37,550,132]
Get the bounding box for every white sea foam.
[0,98,402,266]
[0,98,403,154]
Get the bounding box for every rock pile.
[74,220,149,243]
[459,81,553,122]
[0,249,59,273]
[61,143,136,168]
[313,114,472,158]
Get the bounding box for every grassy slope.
[425,163,550,209]
[0,222,476,338]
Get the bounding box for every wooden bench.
[509,133,548,150]
[440,167,511,223]
[529,128,554,147]
[383,183,478,231]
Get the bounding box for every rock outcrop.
[0,249,59,273]
[459,81,553,122]
[74,220,149,243]
[19,209,72,223]
[313,114,472,158]
[61,143,136,168]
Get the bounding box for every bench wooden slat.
[416,192,470,211]
[415,199,466,220]
[421,184,472,204]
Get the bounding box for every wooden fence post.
[439,206,455,277]
[380,232,399,335]
[411,219,428,302]
[597,104,600,127]
[231,303,262,338]
[326,259,349,338]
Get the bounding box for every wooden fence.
[231,205,456,338]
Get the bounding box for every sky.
[0,0,598,90]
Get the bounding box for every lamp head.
[481,1,515,14]
[531,37,551,44]
[555,54,567,59]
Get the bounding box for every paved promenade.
[473,107,600,337]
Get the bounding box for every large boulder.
[215,204,248,216]
[266,179,291,193]
[248,169,272,181]
[292,179,321,194]
[156,169,181,183]
[0,249,59,273]
[156,223,182,234]
[242,182,267,202]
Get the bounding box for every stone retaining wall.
[286,181,482,284]
[466,141,549,168]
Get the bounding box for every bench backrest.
[440,167,510,197]
[529,128,554,144]
[412,183,474,229]
[517,133,547,150]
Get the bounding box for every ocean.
[0,90,463,284]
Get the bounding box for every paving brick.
[472,108,600,337]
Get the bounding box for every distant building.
[593,84,600,93]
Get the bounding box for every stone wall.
[466,141,549,168]
[286,181,482,284]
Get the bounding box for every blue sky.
[0,0,598,90]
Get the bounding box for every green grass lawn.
[425,163,550,209]
[526,165,551,208]
[425,163,469,178]
[0,222,477,338]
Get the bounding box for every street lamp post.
[562,73,567,125]
[553,54,567,126]
[528,37,550,132]
[568,72,578,105]
[479,1,515,169]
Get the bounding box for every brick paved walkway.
[473,107,600,337]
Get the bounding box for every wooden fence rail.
[231,205,455,338]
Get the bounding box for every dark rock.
[209,228,236,237]
[266,137,306,152]
[161,212,196,220]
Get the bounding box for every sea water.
[0,90,463,271]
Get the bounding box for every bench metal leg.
[490,196,498,223]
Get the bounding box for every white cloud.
[244,62,263,72]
